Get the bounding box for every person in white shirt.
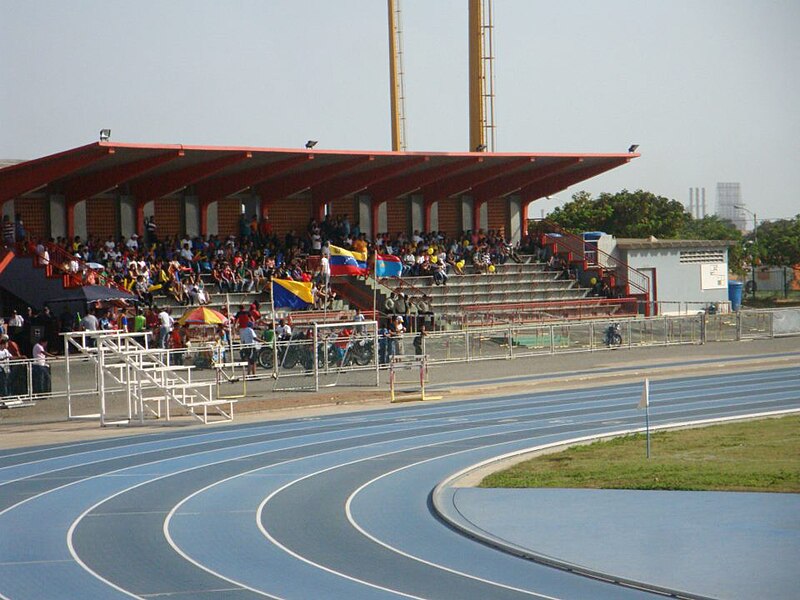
[320,253,331,289]
[275,319,292,340]
[32,337,54,394]
[0,337,12,397]
[8,310,23,328]
[126,234,139,251]
[158,308,173,348]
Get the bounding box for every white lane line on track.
[65,394,796,600]
[0,415,395,483]
[139,587,244,598]
[0,384,575,484]
[9,388,797,599]
[253,422,587,600]
[3,364,796,467]
[163,420,550,599]
[344,458,563,600]
[66,424,444,600]
[0,559,74,566]
[345,407,800,600]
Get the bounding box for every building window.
[680,250,725,264]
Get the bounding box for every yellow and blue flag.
[272,278,313,310]
[329,244,367,276]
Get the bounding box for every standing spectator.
[320,250,331,289]
[353,307,365,334]
[81,309,99,347]
[234,304,251,330]
[0,337,12,396]
[390,315,405,357]
[168,324,188,366]
[14,213,25,243]
[145,216,157,246]
[31,337,54,394]
[157,307,173,349]
[413,324,427,356]
[238,321,258,376]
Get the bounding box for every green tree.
[544,191,610,233]
[546,189,691,238]
[753,216,800,267]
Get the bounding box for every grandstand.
[0,141,643,328]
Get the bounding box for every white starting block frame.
[388,354,441,403]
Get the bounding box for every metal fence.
[1,308,798,410]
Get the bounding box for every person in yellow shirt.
[352,236,368,254]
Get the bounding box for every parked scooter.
[604,322,622,347]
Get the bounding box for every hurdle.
[389,354,442,403]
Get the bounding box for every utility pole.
[736,204,758,301]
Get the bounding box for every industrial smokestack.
[701,188,706,218]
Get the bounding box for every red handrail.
[43,242,127,291]
[534,220,651,298]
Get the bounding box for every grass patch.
[480,416,800,492]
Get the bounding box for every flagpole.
[373,249,378,320]
[270,277,277,378]
[643,378,651,458]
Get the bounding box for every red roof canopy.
[0,142,638,206]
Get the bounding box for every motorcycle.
[258,333,314,371]
[317,335,374,368]
[604,322,622,347]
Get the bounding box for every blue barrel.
[728,281,744,311]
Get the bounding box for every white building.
[595,235,734,314]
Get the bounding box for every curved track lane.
[0,366,798,599]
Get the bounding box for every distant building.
[716,182,748,232]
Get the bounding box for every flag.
[329,244,367,276]
[376,253,402,278]
[637,378,650,410]
[272,278,313,310]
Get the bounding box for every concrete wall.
[119,195,136,238]
[184,195,200,238]
[49,195,66,240]
[619,246,730,309]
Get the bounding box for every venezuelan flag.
[328,244,368,276]
[272,278,313,309]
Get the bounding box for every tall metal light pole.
[735,205,757,301]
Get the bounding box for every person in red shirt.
[248,302,262,325]
[234,304,250,330]
[334,324,354,364]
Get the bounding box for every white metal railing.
[3,308,797,409]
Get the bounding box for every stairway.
[66,330,235,426]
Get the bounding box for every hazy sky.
[2,1,798,220]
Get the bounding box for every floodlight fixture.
[475,144,487,152]
[305,140,318,149]
[99,129,111,141]
[628,144,639,153]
